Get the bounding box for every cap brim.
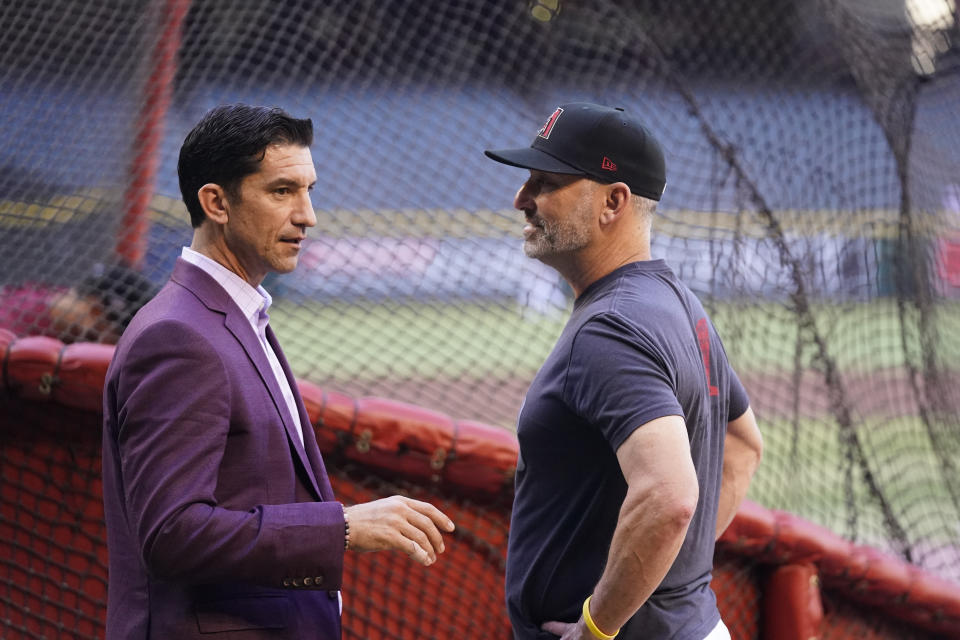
[484,147,586,176]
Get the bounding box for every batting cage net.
[2,0,960,638]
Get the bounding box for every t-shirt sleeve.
[726,365,750,421]
[562,314,682,451]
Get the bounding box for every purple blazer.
[102,259,344,639]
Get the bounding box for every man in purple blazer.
[102,105,455,639]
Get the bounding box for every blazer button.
[292,579,301,587]
[315,575,323,585]
[282,578,291,587]
[327,590,338,600]
[304,577,314,586]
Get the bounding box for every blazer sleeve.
[109,318,345,588]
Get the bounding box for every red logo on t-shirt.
[696,318,720,397]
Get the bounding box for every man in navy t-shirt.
[485,103,764,640]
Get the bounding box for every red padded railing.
[2,331,960,639]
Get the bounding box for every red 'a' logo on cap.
[601,156,618,172]
[537,107,564,139]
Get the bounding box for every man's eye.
[275,187,290,195]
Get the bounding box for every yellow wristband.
[582,595,619,640]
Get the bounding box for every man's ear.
[197,183,230,225]
[598,182,631,226]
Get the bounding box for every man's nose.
[514,183,534,211]
[295,193,317,228]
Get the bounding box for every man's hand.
[344,496,455,566]
[541,619,591,639]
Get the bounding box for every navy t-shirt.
[506,260,750,640]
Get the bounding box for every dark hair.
[177,104,314,228]
[76,264,160,331]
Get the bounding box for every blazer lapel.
[266,325,335,502]
[223,313,325,501]
[171,259,325,501]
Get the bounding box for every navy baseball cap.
[485,102,667,201]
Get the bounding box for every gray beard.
[522,216,591,259]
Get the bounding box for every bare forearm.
[716,408,762,539]
[589,487,696,633]
[715,460,750,539]
[558,415,698,638]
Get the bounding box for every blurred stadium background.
[2,0,960,637]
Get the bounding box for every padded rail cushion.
[2,334,960,636]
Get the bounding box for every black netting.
[2,0,960,636]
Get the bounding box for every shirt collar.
[181,247,272,326]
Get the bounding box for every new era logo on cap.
[601,156,617,172]
[538,107,564,140]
